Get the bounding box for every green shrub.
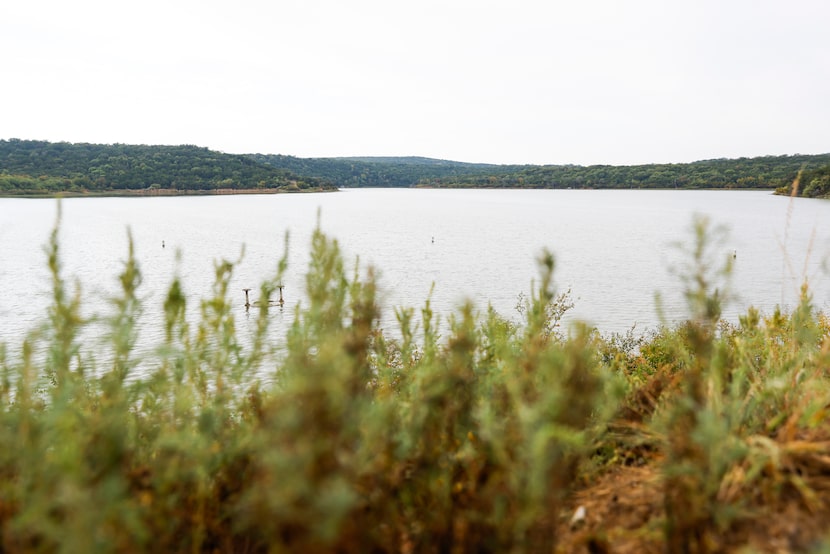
[2,213,830,552]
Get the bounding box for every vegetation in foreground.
[2,215,830,553]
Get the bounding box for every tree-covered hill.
[4,139,829,194]
[247,153,513,188]
[418,153,830,190]
[780,165,830,198]
[0,139,335,195]
[251,151,830,190]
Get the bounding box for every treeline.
[4,139,829,194]
[780,165,830,198]
[418,153,830,190]
[248,153,507,188]
[0,139,335,195]
[250,151,830,190]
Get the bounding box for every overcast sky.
[2,0,828,166]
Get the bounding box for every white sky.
[2,0,828,166]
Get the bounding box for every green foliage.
[5,139,828,194]
[420,154,830,190]
[0,216,620,553]
[616,219,830,552]
[249,153,506,188]
[2,214,830,552]
[797,165,830,198]
[254,151,830,190]
[0,139,335,195]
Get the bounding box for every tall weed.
[2,213,830,552]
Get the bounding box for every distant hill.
[0,139,335,195]
[3,139,828,195]
[788,165,830,198]
[337,156,497,166]
[420,154,830,190]
[247,153,513,188]
[250,151,830,190]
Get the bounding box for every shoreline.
[0,187,338,199]
[0,185,784,199]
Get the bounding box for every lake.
[1,188,829,357]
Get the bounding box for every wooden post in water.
[244,286,283,309]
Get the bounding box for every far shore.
[0,186,338,199]
[1,185,787,199]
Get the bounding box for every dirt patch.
[557,465,665,553]
[557,455,830,553]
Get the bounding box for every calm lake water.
[1,188,829,357]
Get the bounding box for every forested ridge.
[417,154,830,190]
[2,139,829,194]
[0,139,334,195]
[786,164,830,198]
[247,153,505,188]
[253,151,830,190]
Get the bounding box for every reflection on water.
[1,189,829,363]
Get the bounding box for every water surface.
[1,189,828,356]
